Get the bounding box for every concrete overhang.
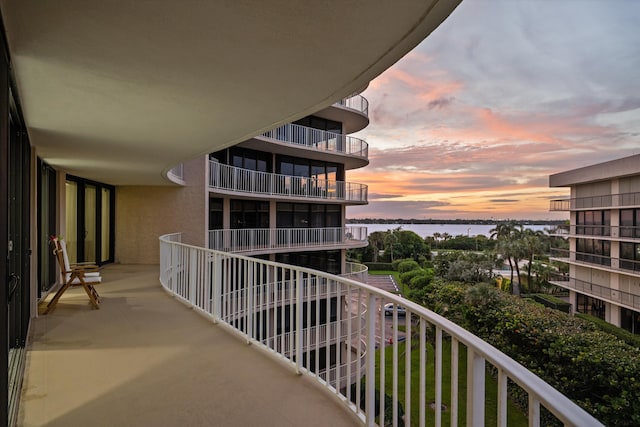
[1,0,460,185]
[549,154,640,187]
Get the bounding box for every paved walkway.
[19,265,357,427]
[366,274,399,294]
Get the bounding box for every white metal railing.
[341,262,368,283]
[160,233,604,427]
[167,163,184,183]
[550,192,640,211]
[335,94,369,116]
[261,123,368,159]
[550,274,640,311]
[208,226,368,253]
[550,224,640,240]
[208,160,368,203]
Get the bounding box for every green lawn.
[373,339,528,426]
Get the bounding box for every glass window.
[621,209,634,238]
[276,203,294,228]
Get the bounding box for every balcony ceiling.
[1,0,460,185]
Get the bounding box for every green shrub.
[521,293,571,313]
[409,280,640,426]
[364,262,393,271]
[409,269,434,290]
[576,313,640,349]
[397,259,420,273]
[391,258,413,271]
[399,268,424,287]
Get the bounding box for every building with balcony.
[0,2,604,426]
[549,154,640,335]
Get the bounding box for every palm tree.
[383,227,401,262]
[368,231,386,262]
[521,229,546,291]
[432,232,442,249]
[490,221,523,293]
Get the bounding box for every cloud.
[349,0,640,219]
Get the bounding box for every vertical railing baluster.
[419,319,426,427]
[529,395,540,427]
[467,349,486,427]
[451,337,459,427]
[295,269,303,374]
[498,368,508,427]
[435,327,443,427]
[365,292,376,426]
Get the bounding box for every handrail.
[208,226,368,253]
[550,191,640,210]
[260,123,368,159]
[208,161,368,203]
[550,274,640,311]
[551,248,640,274]
[160,233,604,427]
[334,94,369,116]
[341,262,368,283]
[550,224,640,240]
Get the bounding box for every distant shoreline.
[346,218,566,225]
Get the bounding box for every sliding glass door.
[65,176,114,265]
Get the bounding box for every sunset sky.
[347,0,640,221]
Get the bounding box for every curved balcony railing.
[260,123,368,160]
[550,191,640,211]
[341,262,368,283]
[160,233,604,427]
[550,274,640,311]
[208,226,367,253]
[208,161,368,203]
[334,94,369,116]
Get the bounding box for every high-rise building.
[549,154,640,334]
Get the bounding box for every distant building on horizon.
[549,153,640,334]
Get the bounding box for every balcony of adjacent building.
[550,224,640,242]
[549,191,640,211]
[208,160,368,205]
[238,123,369,170]
[549,273,640,313]
[312,95,370,135]
[207,226,368,255]
[550,248,640,277]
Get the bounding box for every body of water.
[350,223,555,239]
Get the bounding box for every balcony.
[550,224,640,241]
[314,95,370,134]
[158,234,602,426]
[550,274,640,312]
[550,248,640,277]
[19,264,356,426]
[242,123,368,170]
[335,94,369,116]
[208,226,368,254]
[340,262,368,283]
[208,161,368,204]
[550,191,640,211]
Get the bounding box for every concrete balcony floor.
[19,264,357,427]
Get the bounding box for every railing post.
[189,247,197,304]
[212,253,221,323]
[295,270,303,374]
[366,293,377,427]
[467,348,486,427]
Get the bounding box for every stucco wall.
[115,157,207,264]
